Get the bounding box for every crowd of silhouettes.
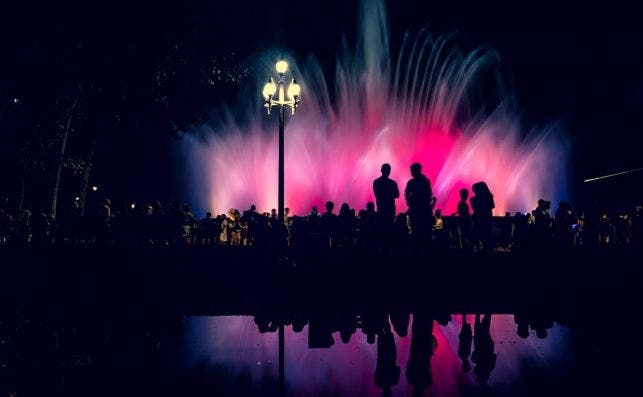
[0,304,566,397]
[251,309,559,396]
[1,162,642,251]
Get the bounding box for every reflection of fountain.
[184,0,569,216]
[184,314,571,396]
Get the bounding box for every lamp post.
[262,59,300,397]
[262,59,301,226]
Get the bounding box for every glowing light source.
[91,185,98,191]
[262,78,277,99]
[583,167,643,183]
[287,79,301,100]
[276,59,288,74]
[75,196,80,201]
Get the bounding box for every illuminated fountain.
[183,0,569,216]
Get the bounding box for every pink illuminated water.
[182,315,574,396]
[184,0,568,216]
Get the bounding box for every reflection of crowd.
[1,162,642,250]
[252,310,557,396]
[0,305,562,397]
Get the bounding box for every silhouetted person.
[337,312,357,344]
[291,316,307,333]
[93,198,112,243]
[555,200,574,248]
[362,311,388,344]
[374,163,400,226]
[337,203,354,247]
[199,212,217,245]
[405,163,435,247]
[499,211,513,249]
[307,206,320,230]
[433,208,450,249]
[308,315,334,348]
[320,201,338,246]
[390,309,410,337]
[457,188,472,249]
[471,182,494,251]
[359,202,377,247]
[530,315,554,339]
[254,314,279,333]
[598,212,612,245]
[458,314,473,372]
[284,207,293,244]
[181,203,196,244]
[242,204,259,245]
[514,313,530,338]
[304,206,322,247]
[472,314,496,381]
[534,199,552,244]
[614,212,630,246]
[220,209,238,245]
[31,208,49,245]
[393,212,410,253]
[511,212,529,251]
[406,312,437,397]
[374,326,400,397]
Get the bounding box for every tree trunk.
[78,137,97,217]
[50,98,79,220]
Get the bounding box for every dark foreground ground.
[2,245,642,315]
[1,246,643,396]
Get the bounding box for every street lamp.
[262,59,301,227]
[262,59,301,397]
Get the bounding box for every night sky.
[2,0,642,206]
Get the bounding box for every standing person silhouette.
[406,311,437,397]
[472,313,496,381]
[374,163,400,226]
[471,182,495,252]
[374,324,401,397]
[404,163,436,247]
[457,188,472,250]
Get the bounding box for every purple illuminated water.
[181,315,574,396]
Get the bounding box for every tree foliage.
[0,3,249,211]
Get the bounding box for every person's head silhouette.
[460,188,469,201]
[381,163,391,177]
[410,162,422,178]
[325,201,335,213]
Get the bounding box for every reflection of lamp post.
[262,59,301,225]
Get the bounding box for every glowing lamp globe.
[276,59,288,74]
[287,79,301,100]
[262,78,277,99]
